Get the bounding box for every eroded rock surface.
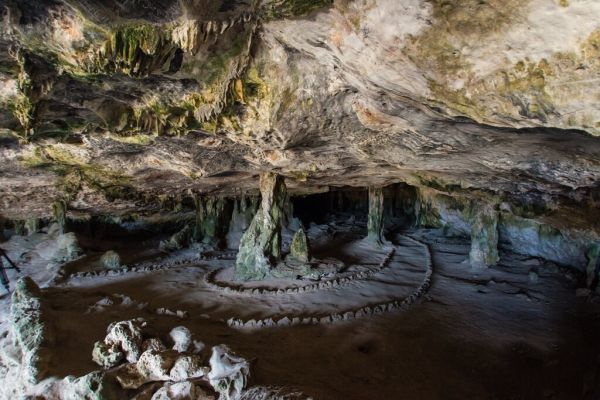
[235,172,287,281]
[208,345,250,400]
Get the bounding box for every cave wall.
[414,187,600,270]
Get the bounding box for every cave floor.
[0,224,599,399]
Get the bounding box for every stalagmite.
[469,204,499,269]
[289,228,311,263]
[367,187,385,246]
[52,199,67,234]
[234,172,287,281]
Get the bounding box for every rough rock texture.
[208,345,250,400]
[151,381,214,400]
[194,196,231,248]
[115,349,208,390]
[469,204,499,269]
[29,370,126,400]
[33,230,83,264]
[92,318,148,369]
[288,228,310,263]
[169,326,192,353]
[1,0,599,225]
[1,0,600,273]
[10,277,53,385]
[160,225,193,252]
[60,371,125,400]
[366,187,385,246]
[235,173,287,281]
[586,243,600,289]
[100,250,121,269]
[52,200,67,234]
[226,196,259,249]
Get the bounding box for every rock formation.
[100,250,121,269]
[367,187,385,246]
[235,172,287,281]
[10,277,53,385]
[289,228,310,263]
[469,204,500,269]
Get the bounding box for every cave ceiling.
[1,0,600,219]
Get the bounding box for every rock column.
[193,195,230,248]
[367,186,385,245]
[469,204,499,269]
[52,199,67,234]
[235,172,287,281]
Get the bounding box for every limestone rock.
[169,326,192,353]
[52,200,67,235]
[469,205,499,269]
[116,349,208,390]
[61,370,125,400]
[208,345,250,400]
[51,232,83,263]
[235,173,287,281]
[289,228,310,263]
[160,225,193,252]
[586,243,600,288]
[100,250,121,269]
[151,381,214,400]
[10,277,53,385]
[367,187,385,246]
[92,341,125,369]
[194,195,231,248]
[101,318,148,364]
[143,338,167,353]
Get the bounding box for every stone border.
[204,248,396,296]
[225,235,433,329]
[64,250,238,280]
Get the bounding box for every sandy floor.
[1,223,599,399]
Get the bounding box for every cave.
[1,1,600,399]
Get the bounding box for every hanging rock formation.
[367,187,385,246]
[235,173,287,281]
[193,195,231,248]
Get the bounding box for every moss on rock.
[235,173,287,281]
[469,204,499,269]
[367,186,385,246]
[289,228,311,263]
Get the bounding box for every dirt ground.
[1,221,599,399]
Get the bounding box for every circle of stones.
[204,248,396,296]
[65,252,237,280]
[225,235,433,329]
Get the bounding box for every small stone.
[170,326,192,353]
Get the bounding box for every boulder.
[116,349,208,390]
[151,381,214,400]
[169,326,192,353]
[92,318,148,369]
[101,250,121,269]
[208,345,250,400]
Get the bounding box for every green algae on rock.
[235,172,287,281]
